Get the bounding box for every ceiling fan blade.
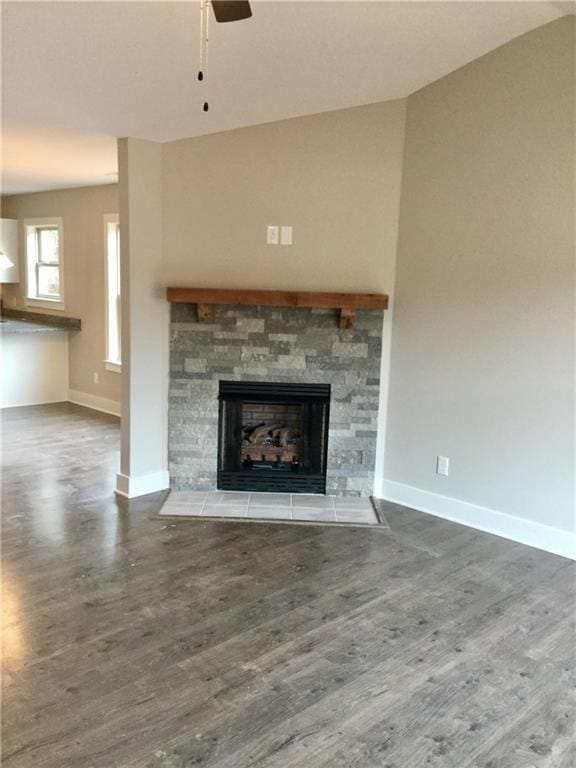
[211,1,252,23]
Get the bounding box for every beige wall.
[162,100,406,293]
[1,185,120,404]
[161,101,407,494]
[384,18,575,533]
[116,138,169,496]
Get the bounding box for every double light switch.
[266,225,293,245]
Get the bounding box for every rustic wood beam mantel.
[166,288,388,329]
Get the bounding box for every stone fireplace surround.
[169,302,384,496]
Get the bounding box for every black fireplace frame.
[217,380,330,494]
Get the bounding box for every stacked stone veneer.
[169,303,384,496]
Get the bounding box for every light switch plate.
[436,455,450,476]
[280,226,293,246]
[266,225,279,245]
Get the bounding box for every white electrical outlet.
[266,225,279,245]
[436,456,450,476]
[280,225,293,246]
[93,372,99,385]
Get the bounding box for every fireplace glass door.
[218,381,330,493]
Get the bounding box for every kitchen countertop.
[0,308,81,333]
[1,318,72,334]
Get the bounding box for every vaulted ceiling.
[2,1,572,194]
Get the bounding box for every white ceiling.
[1,0,571,194]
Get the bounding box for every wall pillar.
[116,138,169,498]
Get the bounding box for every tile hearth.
[159,491,381,525]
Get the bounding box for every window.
[25,218,64,308]
[104,215,121,371]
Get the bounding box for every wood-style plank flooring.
[1,403,574,767]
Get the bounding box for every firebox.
[217,380,330,493]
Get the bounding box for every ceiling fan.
[211,1,252,23]
[198,1,252,111]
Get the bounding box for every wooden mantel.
[166,287,388,329]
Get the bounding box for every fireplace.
[217,380,330,493]
[169,303,384,496]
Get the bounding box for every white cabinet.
[0,218,19,284]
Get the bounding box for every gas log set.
[241,404,302,468]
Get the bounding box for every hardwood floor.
[1,403,574,767]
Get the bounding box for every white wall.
[382,18,575,558]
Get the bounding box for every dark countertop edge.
[0,308,82,331]
[1,319,73,335]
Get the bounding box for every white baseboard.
[1,398,68,408]
[373,477,386,499]
[378,479,576,561]
[116,471,170,499]
[68,389,121,417]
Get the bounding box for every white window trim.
[24,217,65,310]
[103,213,121,372]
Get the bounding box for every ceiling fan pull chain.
[198,0,205,80]
[198,0,210,111]
[203,1,210,110]
[198,0,207,82]
[205,1,210,72]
